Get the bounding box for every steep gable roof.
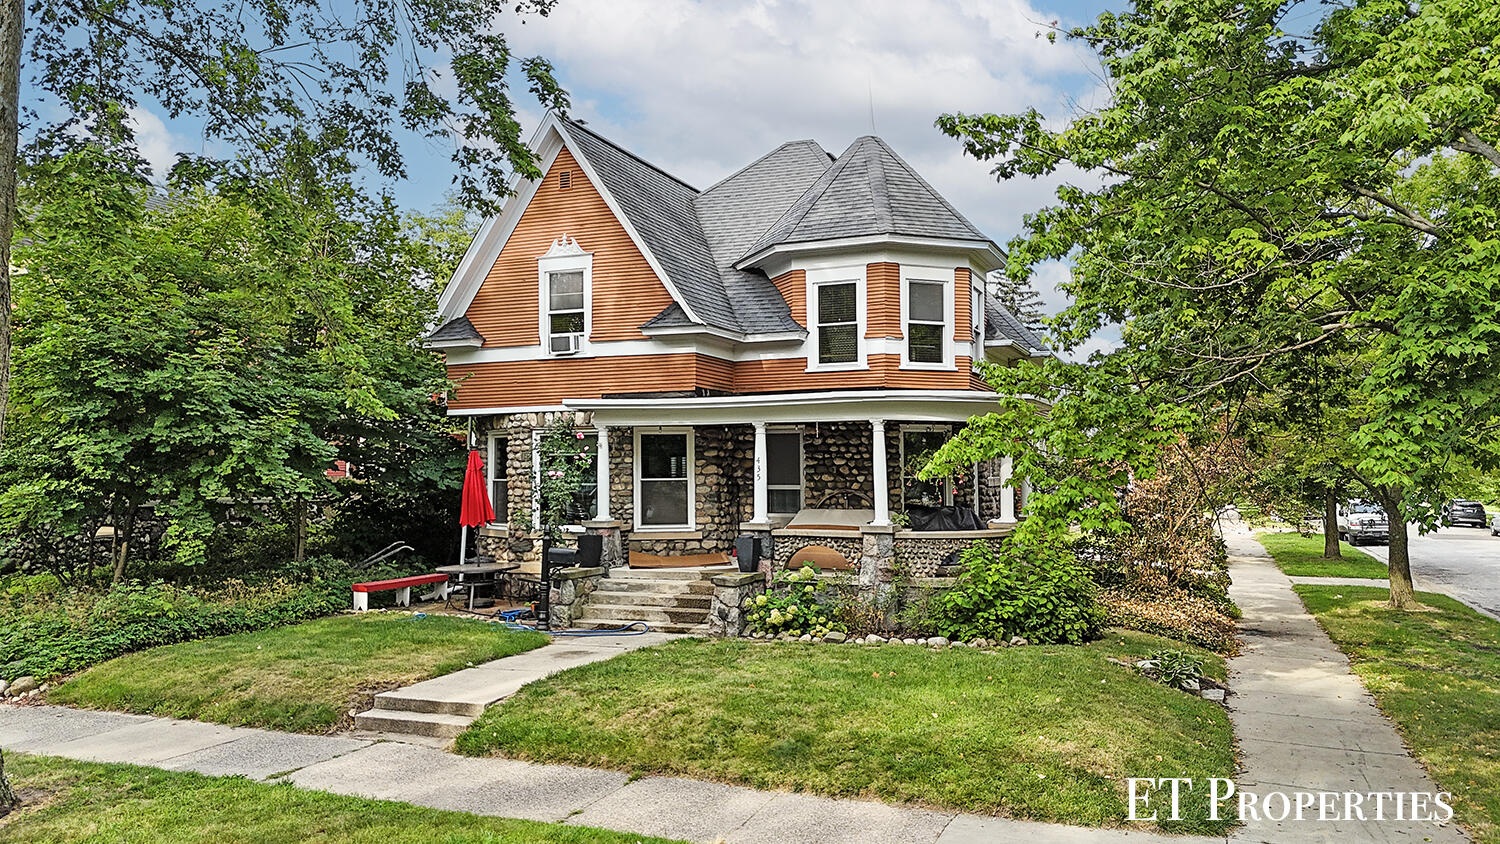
[742,136,989,261]
[558,120,734,329]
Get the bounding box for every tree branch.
[1451,128,1500,169]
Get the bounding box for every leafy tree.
[0,0,569,440]
[2,147,467,579]
[931,0,1500,609]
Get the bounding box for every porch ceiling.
[563,388,1002,426]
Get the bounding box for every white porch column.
[752,421,769,524]
[871,419,890,525]
[999,455,1016,523]
[594,425,611,521]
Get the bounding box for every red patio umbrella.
[458,449,493,564]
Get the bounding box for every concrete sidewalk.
[1,703,1220,844]
[1224,533,1469,843]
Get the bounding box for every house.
[424,114,1046,626]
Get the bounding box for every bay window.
[906,279,945,364]
[815,282,858,365]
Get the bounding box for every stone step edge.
[352,707,475,739]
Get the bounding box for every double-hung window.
[815,282,859,365]
[546,270,585,355]
[766,431,803,514]
[971,285,984,356]
[906,279,946,364]
[636,431,693,529]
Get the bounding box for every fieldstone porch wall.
[547,565,606,629]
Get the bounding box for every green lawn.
[47,613,547,733]
[1294,586,1500,843]
[1256,531,1389,578]
[455,633,1235,836]
[0,754,683,844]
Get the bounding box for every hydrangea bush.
[744,565,848,638]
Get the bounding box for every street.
[1360,525,1500,619]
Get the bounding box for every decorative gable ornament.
[543,234,587,258]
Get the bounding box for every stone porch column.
[871,418,890,525]
[999,455,1016,523]
[751,421,769,525]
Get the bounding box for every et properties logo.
[1128,777,1454,823]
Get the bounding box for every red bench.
[351,573,450,611]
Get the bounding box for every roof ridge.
[561,118,701,195]
[698,139,828,198]
[861,138,894,231]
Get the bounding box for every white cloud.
[496,0,1107,256]
[126,106,186,183]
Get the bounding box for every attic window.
[558,170,573,190]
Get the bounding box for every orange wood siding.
[954,268,972,341]
[772,269,806,326]
[449,353,735,409]
[463,147,674,347]
[866,262,901,339]
[732,354,978,393]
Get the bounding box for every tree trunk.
[1380,490,1421,610]
[0,0,24,443]
[294,498,307,564]
[1322,488,1342,559]
[0,746,16,817]
[112,504,139,584]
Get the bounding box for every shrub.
[0,575,351,681]
[745,565,847,638]
[930,539,1105,645]
[1099,587,1239,654]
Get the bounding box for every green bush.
[931,540,1105,645]
[1141,648,1205,690]
[745,565,847,638]
[0,575,351,681]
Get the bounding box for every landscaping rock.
[1201,688,1226,703]
[903,638,917,645]
[968,639,984,648]
[9,676,38,696]
[926,636,950,647]
[824,631,847,644]
[0,679,8,696]
[1009,636,1029,647]
[1181,678,1201,693]
[798,634,813,643]
[864,634,886,645]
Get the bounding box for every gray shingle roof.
[560,121,735,329]
[742,136,988,260]
[984,296,1046,353]
[693,140,833,333]
[427,315,484,343]
[522,121,997,339]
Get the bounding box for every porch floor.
[627,551,732,569]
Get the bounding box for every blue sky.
[108,0,1121,342]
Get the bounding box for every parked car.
[1441,499,1488,528]
[1491,513,1500,537]
[1337,501,1389,546]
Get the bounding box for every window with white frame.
[814,281,859,365]
[533,430,598,528]
[487,434,509,525]
[901,426,953,509]
[636,430,693,529]
[906,279,946,364]
[766,430,803,514]
[971,285,984,356]
[545,269,585,354]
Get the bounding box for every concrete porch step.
[371,689,487,718]
[352,707,475,739]
[572,616,710,635]
[610,567,726,581]
[576,603,710,624]
[584,590,712,609]
[594,578,715,595]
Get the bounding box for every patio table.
[435,562,518,611]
